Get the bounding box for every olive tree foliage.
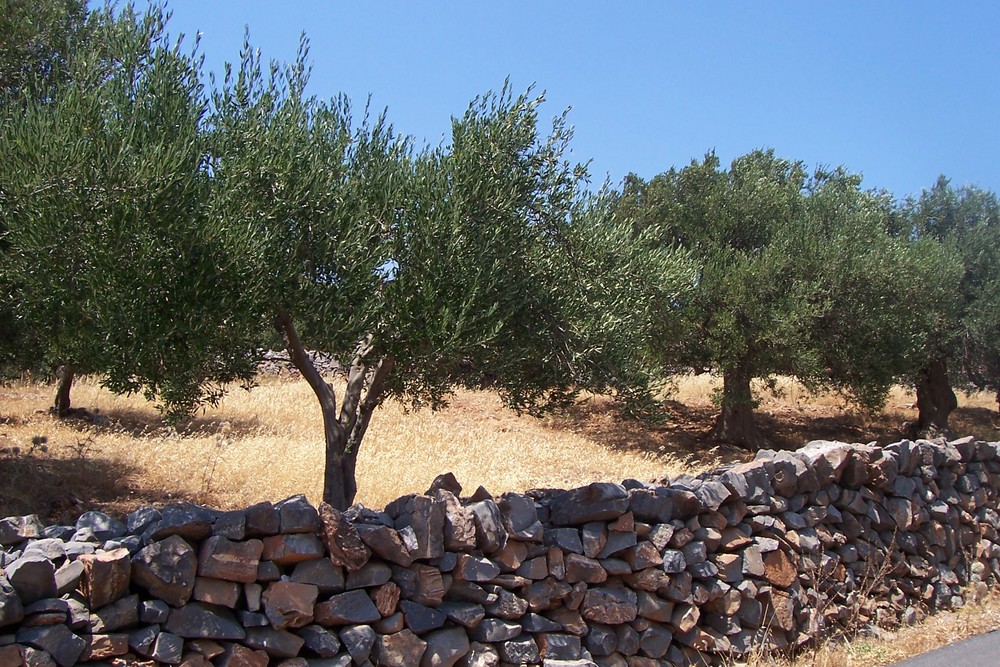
[0,0,88,374]
[0,4,259,417]
[208,42,692,507]
[903,177,1000,431]
[615,150,954,450]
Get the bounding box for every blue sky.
[151,2,1000,199]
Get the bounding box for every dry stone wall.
[3,436,1000,667]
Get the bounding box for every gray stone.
[151,632,184,665]
[469,618,522,642]
[356,524,413,566]
[126,507,161,536]
[498,634,539,664]
[75,511,125,542]
[438,602,485,629]
[551,483,629,525]
[314,590,381,626]
[420,626,470,667]
[0,516,44,547]
[297,624,341,658]
[140,599,170,624]
[127,623,159,657]
[453,554,501,582]
[290,558,346,594]
[521,612,562,632]
[276,494,321,534]
[164,602,245,640]
[245,502,281,537]
[5,555,55,605]
[52,560,83,598]
[499,494,543,541]
[90,593,138,632]
[468,500,508,554]
[339,624,376,664]
[400,600,447,634]
[212,510,247,540]
[131,535,197,607]
[346,562,392,590]
[145,504,214,542]
[538,633,581,660]
[21,540,64,563]
[15,625,85,667]
[546,528,584,554]
[387,495,445,560]
[0,577,24,629]
[244,627,306,658]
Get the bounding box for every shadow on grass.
[0,450,200,524]
[51,405,268,440]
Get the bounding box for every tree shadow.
[0,450,200,525]
[51,405,267,440]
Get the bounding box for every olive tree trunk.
[915,356,957,437]
[708,365,768,451]
[53,364,75,417]
[275,309,394,510]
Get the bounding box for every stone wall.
[2,436,1000,667]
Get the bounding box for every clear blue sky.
[150,2,1000,199]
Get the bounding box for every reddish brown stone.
[80,634,128,661]
[262,581,317,629]
[623,542,663,570]
[0,645,25,667]
[580,586,638,624]
[564,554,607,584]
[219,644,268,667]
[763,549,798,588]
[260,534,324,566]
[411,564,446,606]
[192,577,241,608]
[318,503,371,572]
[78,548,131,609]
[373,582,401,617]
[198,536,263,583]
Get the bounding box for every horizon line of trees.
[1,2,997,508]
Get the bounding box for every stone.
[164,602,245,640]
[75,512,126,542]
[372,582,400,617]
[192,577,241,608]
[0,578,24,629]
[427,472,463,496]
[461,642,499,667]
[140,599,170,624]
[319,503,371,572]
[661,549,686,574]
[132,535,198,607]
[387,495,445,560]
[581,587,638,624]
[151,632,184,665]
[219,644,269,667]
[146,504,214,542]
[409,563,447,606]
[638,624,673,659]
[21,540,64,563]
[297,624,341,657]
[4,556,55,605]
[763,549,798,588]
[468,500,508,554]
[276,495,321,534]
[453,554,501,582]
[0,516,43,547]
[290,558,346,595]
[671,603,700,633]
[126,506,161,535]
[622,542,662,571]
[212,511,247,540]
[340,624,376,663]
[469,618,522,643]
[551,483,629,525]
[636,591,673,623]
[198,536,263,582]
[244,627,306,658]
[263,581,318,629]
[499,494,544,541]
[21,647,55,667]
[314,590,381,626]
[439,601,485,629]
[499,634,540,664]
[127,623,159,656]
[597,530,637,558]
[564,554,607,584]
[539,633,583,660]
[614,623,639,655]
[525,578,572,612]
[90,593,139,632]
[52,561,83,598]
[14,625,85,667]
[375,629,426,667]
[244,502,281,537]
[356,524,413,566]
[347,562,392,590]
[431,490,477,552]
[0,643,23,667]
[486,588,528,620]
[261,534,324,565]
[400,600,447,634]
[421,626,470,667]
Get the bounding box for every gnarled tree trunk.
[709,365,768,451]
[53,364,75,417]
[275,309,393,510]
[915,356,957,438]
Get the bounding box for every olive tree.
[616,150,957,449]
[903,177,1000,433]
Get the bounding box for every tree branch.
[274,308,340,424]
